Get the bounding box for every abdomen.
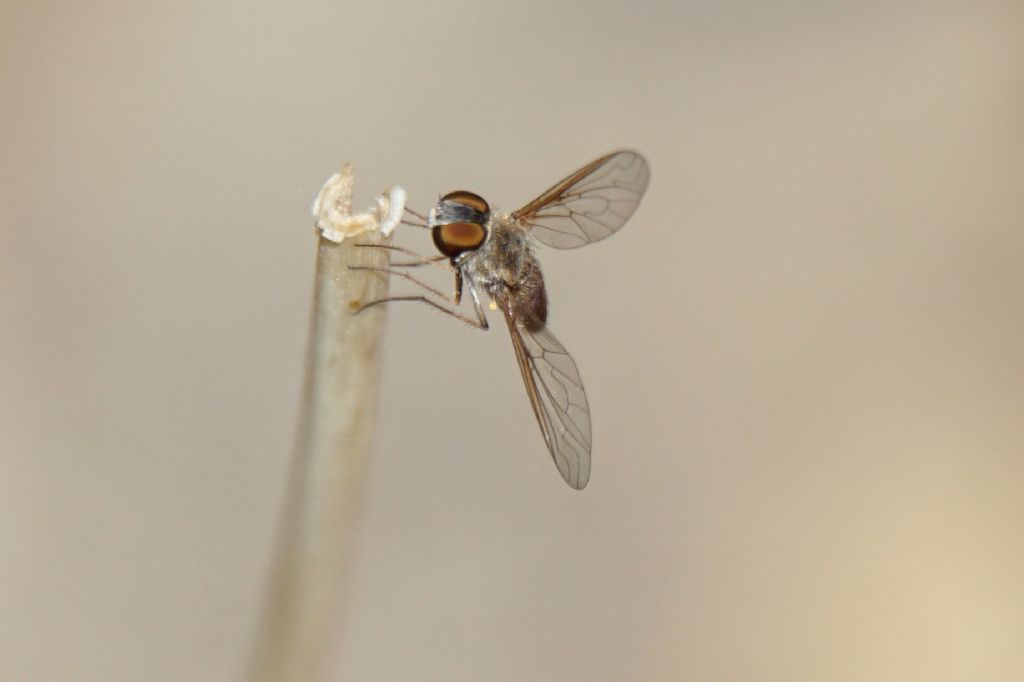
[509,254,547,332]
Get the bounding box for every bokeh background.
[2,2,1023,681]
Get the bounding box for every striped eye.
[430,190,491,259]
[433,221,487,258]
[441,191,490,215]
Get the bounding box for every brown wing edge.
[511,151,624,222]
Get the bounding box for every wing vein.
[511,150,649,250]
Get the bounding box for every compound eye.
[433,221,487,259]
[441,190,490,216]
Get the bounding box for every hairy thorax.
[466,212,548,331]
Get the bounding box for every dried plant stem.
[247,228,390,682]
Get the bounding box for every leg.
[349,265,451,302]
[353,296,489,330]
[403,206,429,223]
[391,255,448,268]
[465,278,490,327]
[354,243,449,268]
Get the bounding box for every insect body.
[364,151,649,489]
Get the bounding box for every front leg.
[352,295,489,330]
[354,243,448,268]
[352,267,489,331]
[349,265,450,302]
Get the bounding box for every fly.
[355,151,650,489]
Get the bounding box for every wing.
[511,150,650,249]
[502,307,592,490]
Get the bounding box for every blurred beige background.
[2,2,1023,681]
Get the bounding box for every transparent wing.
[512,150,650,249]
[503,308,592,489]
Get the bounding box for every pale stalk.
[247,166,392,682]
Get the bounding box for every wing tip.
[560,458,591,490]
